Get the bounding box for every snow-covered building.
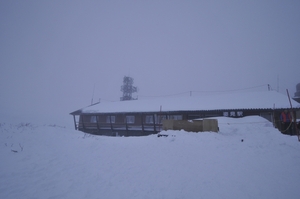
[70,91,300,136]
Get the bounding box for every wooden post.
[73,115,77,130]
[125,115,129,136]
[110,115,114,132]
[96,116,100,134]
[286,89,293,109]
[153,114,156,133]
[81,115,85,131]
[286,89,299,141]
[141,114,144,133]
[159,106,162,132]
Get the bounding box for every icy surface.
[1,116,300,199]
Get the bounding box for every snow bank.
[1,116,300,199]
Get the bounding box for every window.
[125,116,135,124]
[90,116,97,123]
[106,116,116,123]
[157,115,167,124]
[169,115,182,120]
[145,115,154,124]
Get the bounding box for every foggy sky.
[1,0,299,128]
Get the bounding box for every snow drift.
[0,116,299,199]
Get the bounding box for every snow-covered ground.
[1,116,299,199]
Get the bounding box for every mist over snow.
[1,116,300,199]
[1,1,300,128]
[0,2,299,198]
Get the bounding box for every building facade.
[70,91,300,136]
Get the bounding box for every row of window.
[90,115,183,124]
[90,112,246,124]
[90,116,116,123]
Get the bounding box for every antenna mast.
[91,84,95,105]
[277,75,279,92]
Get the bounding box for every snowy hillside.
[1,116,300,199]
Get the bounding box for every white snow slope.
[1,116,300,199]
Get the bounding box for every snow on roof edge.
[73,91,300,115]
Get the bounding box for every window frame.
[90,116,97,123]
[106,116,116,123]
[145,115,154,124]
[169,115,183,120]
[125,115,135,124]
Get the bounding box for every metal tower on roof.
[120,76,138,101]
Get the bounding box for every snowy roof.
[72,91,300,115]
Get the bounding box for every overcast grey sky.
[1,0,299,127]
